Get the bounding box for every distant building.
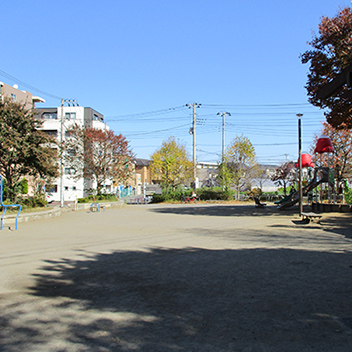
[196,162,219,188]
[132,158,154,195]
[0,82,45,109]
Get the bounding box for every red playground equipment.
[278,136,335,210]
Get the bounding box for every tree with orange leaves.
[301,7,352,129]
[64,125,134,194]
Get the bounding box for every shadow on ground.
[149,204,298,218]
[2,246,352,351]
[321,214,352,239]
[268,212,352,239]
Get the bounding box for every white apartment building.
[36,105,111,203]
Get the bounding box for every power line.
[0,69,61,100]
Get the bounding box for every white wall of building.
[37,106,111,203]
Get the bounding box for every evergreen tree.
[0,99,58,201]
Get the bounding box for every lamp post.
[297,113,303,217]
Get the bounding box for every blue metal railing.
[0,176,22,230]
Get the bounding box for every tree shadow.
[320,213,352,239]
[150,204,297,218]
[275,212,352,239]
[2,247,352,351]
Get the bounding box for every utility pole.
[186,103,201,190]
[297,113,303,217]
[217,112,231,162]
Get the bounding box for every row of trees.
[2,5,352,203]
[0,99,133,203]
[150,135,261,198]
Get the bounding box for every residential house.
[196,162,219,188]
[132,158,152,195]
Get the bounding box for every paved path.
[1,204,352,351]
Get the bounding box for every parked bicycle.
[181,195,197,204]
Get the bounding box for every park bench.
[301,212,322,223]
[254,197,266,208]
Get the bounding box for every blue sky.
[1,0,351,165]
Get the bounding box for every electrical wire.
[0,69,62,100]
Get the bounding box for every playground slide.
[278,167,330,210]
[274,193,295,205]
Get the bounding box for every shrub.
[34,197,47,207]
[19,196,47,208]
[196,187,234,201]
[77,198,87,203]
[20,178,28,194]
[247,188,263,198]
[151,194,166,203]
[345,182,352,204]
[77,194,118,203]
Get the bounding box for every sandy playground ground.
[0,203,352,351]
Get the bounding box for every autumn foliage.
[65,125,134,194]
[301,7,352,128]
[150,137,192,193]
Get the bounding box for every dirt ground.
[1,203,352,351]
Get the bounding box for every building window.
[93,114,104,122]
[11,93,16,101]
[48,185,58,193]
[66,148,76,156]
[42,112,57,120]
[43,130,58,137]
[64,167,75,175]
[65,112,76,120]
[72,186,77,191]
[64,186,69,191]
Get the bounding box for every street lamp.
[297,113,303,216]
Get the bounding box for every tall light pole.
[297,113,303,217]
[217,112,231,162]
[186,103,201,190]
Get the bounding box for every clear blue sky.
[1,0,351,165]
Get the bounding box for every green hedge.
[345,182,352,204]
[197,187,234,200]
[151,187,234,203]
[77,194,118,203]
[0,196,47,211]
[150,190,188,203]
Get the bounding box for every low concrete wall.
[1,200,125,226]
[312,202,352,213]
